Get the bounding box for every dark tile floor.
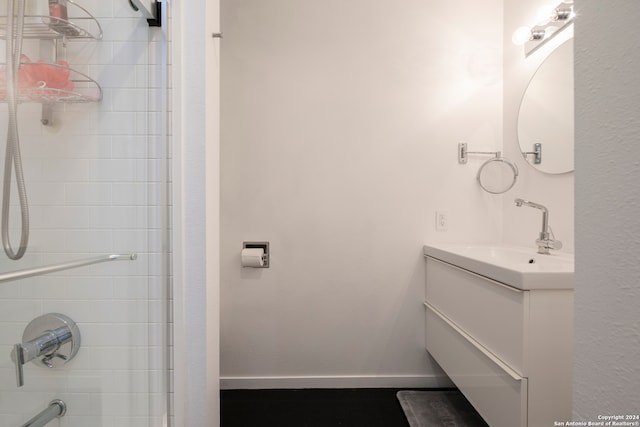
[221,388,444,427]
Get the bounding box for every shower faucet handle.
[11,343,25,387]
[9,313,81,388]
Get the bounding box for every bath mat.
[396,390,489,427]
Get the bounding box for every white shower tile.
[41,159,92,181]
[146,206,164,228]
[96,112,137,136]
[110,42,150,66]
[147,88,162,112]
[114,276,149,300]
[66,183,113,205]
[63,230,114,253]
[74,42,116,66]
[90,159,137,181]
[40,206,92,229]
[90,206,146,229]
[110,230,148,253]
[101,392,150,416]
[75,0,114,18]
[22,157,44,180]
[89,299,149,323]
[99,18,148,42]
[112,135,148,159]
[26,230,69,253]
[38,131,101,154]
[147,272,164,291]
[148,301,164,324]
[55,391,101,415]
[78,323,149,347]
[43,300,94,320]
[147,41,163,65]
[0,323,23,343]
[112,182,147,205]
[62,276,115,300]
[87,346,149,370]
[134,111,148,135]
[134,64,153,88]
[93,65,138,88]
[26,277,68,300]
[54,112,102,139]
[147,183,163,205]
[112,89,149,112]
[0,301,42,322]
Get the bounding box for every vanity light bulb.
[512,26,532,46]
[536,4,556,25]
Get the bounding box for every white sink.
[424,243,574,290]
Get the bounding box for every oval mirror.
[517,39,574,174]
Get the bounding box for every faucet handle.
[548,239,562,250]
[536,237,563,253]
[11,344,25,387]
[9,313,81,388]
[545,225,562,250]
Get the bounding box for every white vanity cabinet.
[424,252,573,427]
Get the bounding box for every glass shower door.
[0,1,169,425]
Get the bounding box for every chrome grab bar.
[0,253,137,284]
[21,400,66,427]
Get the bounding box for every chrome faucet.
[514,198,563,254]
[10,313,81,387]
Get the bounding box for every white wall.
[574,1,640,419]
[0,2,167,425]
[220,0,503,388]
[502,1,574,253]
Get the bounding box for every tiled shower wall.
[0,1,169,426]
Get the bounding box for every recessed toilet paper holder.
[242,241,269,268]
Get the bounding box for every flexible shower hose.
[2,0,30,260]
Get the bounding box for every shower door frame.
[171,0,221,425]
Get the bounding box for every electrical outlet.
[436,210,449,231]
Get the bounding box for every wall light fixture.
[512,1,574,57]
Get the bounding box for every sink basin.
[424,243,574,290]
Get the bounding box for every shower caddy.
[0,0,103,123]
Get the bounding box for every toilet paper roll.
[241,248,264,267]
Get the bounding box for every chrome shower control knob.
[11,313,81,387]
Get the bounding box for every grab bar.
[21,399,66,427]
[0,253,137,284]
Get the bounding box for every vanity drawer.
[425,257,528,375]
[425,304,528,427]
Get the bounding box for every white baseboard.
[220,374,454,390]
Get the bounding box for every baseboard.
[220,374,454,390]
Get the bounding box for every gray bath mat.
[397,390,489,427]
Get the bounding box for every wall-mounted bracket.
[523,143,542,164]
[458,142,500,164]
